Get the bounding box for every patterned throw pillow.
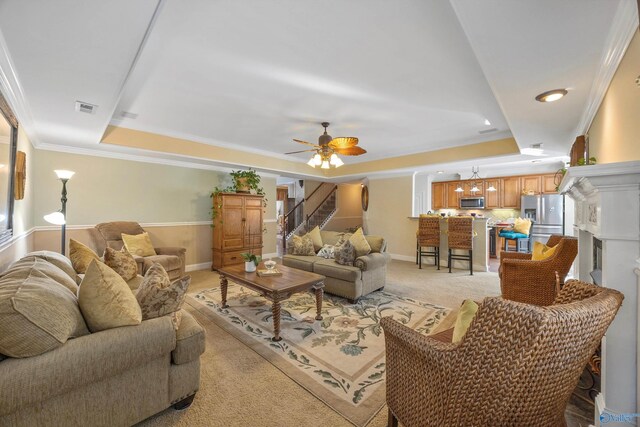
[121,232,157,257]
[334,239,356,266]
[103,247,138,281]
[136,263,190,329]
[69,239,100,274]
[291,234,316,256]
[317,244,335,259]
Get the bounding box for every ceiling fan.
[284,122,366,169]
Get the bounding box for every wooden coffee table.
[217,263,325,342]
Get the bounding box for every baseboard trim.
[389,253,414,262]
[186,262,212,272]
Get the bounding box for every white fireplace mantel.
[559,160,640,425]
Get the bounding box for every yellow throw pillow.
[78,260,142,333]
[122,232,157,257]
[513,218,532,235]
[349,228,372,258]
[532,241,558,261]
[452,299,479,343]
[307,226,324,252]
[69,239,100,274]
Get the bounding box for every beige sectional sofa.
[0,251,205,426]
[283,230,390,302]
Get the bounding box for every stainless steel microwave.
[460,197,485,209]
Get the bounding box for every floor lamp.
[43,170,75,255]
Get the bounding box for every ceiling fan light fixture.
[320,160,330,169]
[313,153,322,165]
[307,157,317,167]
[333,156,344,167]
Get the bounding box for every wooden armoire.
[212,193,263,270]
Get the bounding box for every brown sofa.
[94,221,186,280]
[283,230,390,302]
[0,251,204,426]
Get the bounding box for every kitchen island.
[410,217,490,272]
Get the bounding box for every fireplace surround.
[560,160,640,425]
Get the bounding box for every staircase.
[283,183,337,251]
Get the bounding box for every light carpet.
[137,260,502,427]
[189,282,450,426]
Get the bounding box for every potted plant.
[210,169,267,226]
[241,253,261,272]
[230,169,263,194]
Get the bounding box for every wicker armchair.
[499,235,577,306]
[381,280,623,427]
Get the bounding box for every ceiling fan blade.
[329,137,359,149]
[284,149,318,155]
[293,139,319,147]
[334,146,367,156]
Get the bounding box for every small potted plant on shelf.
[241,252,261,273]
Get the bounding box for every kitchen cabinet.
[520,175,541,195]
[542,174,558,193]
[501,177,521,208]
[446,182,460,208]
[484,179,501,209]
[432,182,446,209]
[212,193,263,270]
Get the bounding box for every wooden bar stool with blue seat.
[417,215,441,269]
[499,218,533,253]
[447,216,474,275]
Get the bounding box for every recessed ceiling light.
[437,170,444,174]
[535,89,568,103]
[484,119,491,126]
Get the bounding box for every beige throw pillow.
[307,226,323,252]
[349,228,372,258]
[0,268,89,358]
[69,239,100,274]
[122,232,157,257]
[104,247,138,281]
[136,263,190,329]
[291,234,316,256]
[78,260,142,332]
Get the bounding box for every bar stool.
[499,219,533,253]
[447,216,474,275]
[417,216,440,269]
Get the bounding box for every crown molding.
[0,27,40,146]
[576,0,638,136]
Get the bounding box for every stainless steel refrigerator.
[521,194,564,246]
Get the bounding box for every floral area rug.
[189,283,450,426]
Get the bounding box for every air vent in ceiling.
[120,111,138,119]
[478,127,498,134]
[75,101,97,114]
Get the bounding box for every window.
[0,91,18,245]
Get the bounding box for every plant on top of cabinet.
[211,169,267,226]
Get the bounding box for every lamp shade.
[44,211,66,225]
[307,157,316,167]
[54,170,75,180]
[313,154,322,165]
[320,160,330,169]
[455,185,463,192]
